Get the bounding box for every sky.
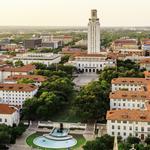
[0,0,150,27]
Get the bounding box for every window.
[148,128,150,132]
[124,132,126,136]
[5,119,7,122]
[123,126,126,130]
[129,133,132,136]
[112,132,114,135]
[129,126,132,130]
[118,132,120,136]
[135,127,138,131]
[118,126,120,130]
[0,118,2,122]
[112,125,115,129]
[141,127,144,132]
[123,121,127,123]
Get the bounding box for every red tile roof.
[0,64,36,72]
[111,77,148,85]
[110,90,150,100]
[5,75,46,82]
[107,109,150,122]
[140,58,150,64]
[0,104,18,114]
[114,39,137,45]
[0,83,37,92]
[142,39,150,45]
[144,71,150,78]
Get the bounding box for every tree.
[0,131,10,145]
[83,134,114,150]
[5,60,13,66]
[14,60,24,67]
[60,55,70,64]
[127,136,141,145]
[33,62,47,70]
[17,78,34,84]
[0,124,26,148]
[145,137,150,145]
[74,80,110,122]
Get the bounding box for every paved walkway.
[83,123,95,141]
[73,73,99,87]
[9,122,37,150]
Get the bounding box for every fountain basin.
[33,136,77,149]
[43,134,73,141]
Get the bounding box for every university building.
[13,53,61,66]
[0,84,38,107]
[68,9,116,73]
[107,76,150,140]
[0,104,20,127]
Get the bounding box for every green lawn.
[26,132,86,150]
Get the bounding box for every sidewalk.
[9,122,37,150]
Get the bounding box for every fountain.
[33,123,77,149]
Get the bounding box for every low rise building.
[0,104,20,126]
[42,41,62,49]
[13,53,61,66]
[0,64,36,82]
[107,109,150,140]
[4,75,46,86]
[60,47,84,56]
[69,53,116,73]
[0,84,38,107]
[144,71,150,79]
[24,38,42,49]
[111,78,148,92]
[142,39,150,51]
[140,58,150,71]
[4,44,19,51]
[110,91,149,110]
[112,38,139,51]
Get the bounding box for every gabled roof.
[107,109,150,122]
[0,104,18,114]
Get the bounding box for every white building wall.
[0,71,28,83]
[112,84,143,92]
[0,88,38,107]
[88,10,100,54]
[107,120,150,140]
[0,111,20,127]
[13,56,61,66]
[142,45,150,51]
[74,59,116,73]
[110,99,145,110]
